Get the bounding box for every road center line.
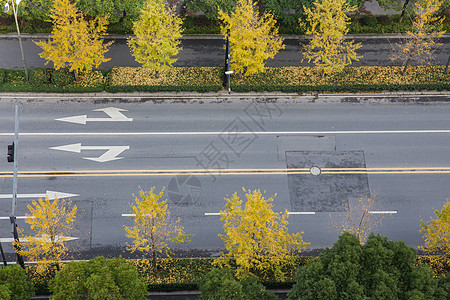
[1,130,450,136]
[0,167,449,178]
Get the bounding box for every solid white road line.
[369,211,398,214]
[1,130,450,136]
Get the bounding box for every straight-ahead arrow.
[0,190,79,200]
[56,107,133,125]
[50,143,129,162]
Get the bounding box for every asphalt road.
[0,35,449,70]
[0,94,449,259]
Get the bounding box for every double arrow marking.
[56,107,133,125]
[0,190,79,200]
[50,143,129,163]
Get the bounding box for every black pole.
[11,217,25,269]
[444,55,450,75]
[0,242,7,266]
[223,29,230,88]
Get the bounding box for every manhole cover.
[310,166,321,176]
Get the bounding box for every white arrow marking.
[0,190,79,200]
[0,236,79,243]
[56,107,133,125]
[50,143,129,162]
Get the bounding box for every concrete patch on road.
[286,151,370,212]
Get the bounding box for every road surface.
[0,93,449,259]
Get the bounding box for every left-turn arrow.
[50,143,129,162]
[0,190,79,200]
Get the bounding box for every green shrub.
[359,15,377,27]
[0,265,35,300]
[51,68,75,86]
[50,257,148,299]
[199,268,279,300]
[29,68,51,85]
[288,233,440,300]
[376,15,391,26]
[0,284,11,300]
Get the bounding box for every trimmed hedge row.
[0,66,448,94]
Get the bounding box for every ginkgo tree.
[13,197,77,270]
[35,0,113,81]
[219,188,309,279]
[218,0,284,77]
[390,0,446,76]
[301,0,361,78]
[420,200,450,266]
[125,187,191,272]
[128,0,183,78]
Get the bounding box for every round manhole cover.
[310,166,321,176]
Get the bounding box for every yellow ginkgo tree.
[35,0,113,81]
[301,0,361,78]
[128,0,183,78]
[218,0,284,76]
[13,197,77,270]
[420,200,450,266]
[390,0,446,76]
[219,188,309,279]
[125,187,191,272]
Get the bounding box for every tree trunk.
[74,70,79,81]
[402,56,412,76]
[152,251,157,273]
[155,70,160,79]
[398,0,410,23]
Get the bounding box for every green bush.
[376,15,391,26]
[50,257,148,299]
[29,68,51,85]
[199,268,278,300]
[359,15,377,27]
[51,68,75,86]
[288,233,441,300]
[0,284,11,300]
[0,265,35,300]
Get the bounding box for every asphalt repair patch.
[286,151,370,212]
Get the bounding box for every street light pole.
[3,0,28,81]
[10,105,25,268]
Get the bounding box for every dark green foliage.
[0,265,35,300]
[51,68,75,86]
[288,233,440,300]
[359,15,378,27]
[50,256,148,299]
[0,284,11,300]
[29,68,51,85]
[377,15,392,25]
[435,274,450,300]
[199,268,279,300]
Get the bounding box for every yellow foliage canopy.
[125,187,191,270]
[219,0,284,76]
[219,188,309,279]
[420,200,450,266]
[128,0,183,72]
[301,0,361,77]
[390,0,446,76]
[14,197,77,267]
[34,0,112,79]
